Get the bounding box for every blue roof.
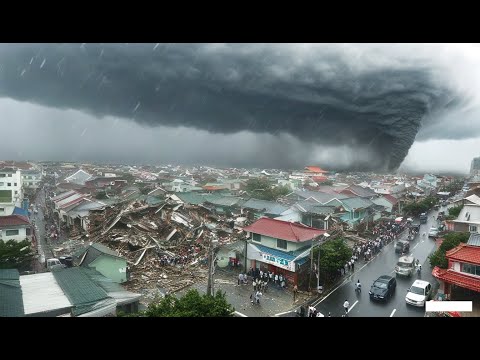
[13,207,29,217]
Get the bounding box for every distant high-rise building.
[471,156,480,176]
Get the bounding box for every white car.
[406,280,433,307]
[428,227,439,238]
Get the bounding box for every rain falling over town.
[0,43,479,318]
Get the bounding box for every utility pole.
[206,240,214,296]
[308,239,314,292]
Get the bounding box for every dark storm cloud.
[0,43,463,171]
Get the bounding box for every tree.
[0,240,35,271]
[134,289,235,317]
[245,178,290,201]
[402,196,439,217]
[446,205,463,220]
[429,232,470,269]
[312,238,352,283]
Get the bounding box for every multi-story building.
[21,169,43,190]
[470,156,480,177]
[0,168,23,216]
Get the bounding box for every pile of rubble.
[80,198,243,296]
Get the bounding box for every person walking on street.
[343,299,350,315]
[293,284,298,302]
[351,261,355,272]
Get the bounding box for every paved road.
[313,208,446,317]
[33,187,53,270]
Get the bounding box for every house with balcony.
[243,217,326,289]
[432,233,480,300]
[21,170,42,190]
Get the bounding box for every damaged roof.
[74,243,124,266]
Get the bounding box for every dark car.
[369,275,396,301]
[395,240,410,254]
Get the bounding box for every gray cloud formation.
[0,43,473,171]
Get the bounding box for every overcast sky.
[0,43,479,174]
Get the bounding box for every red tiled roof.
[312,176,328,182]
[203,186,225,191]
[446,243,480,265]
[0,215,30,227]
[305,166,328,173]
[432,266,480,292]
[383,194,398,205]
[243,217,325,242]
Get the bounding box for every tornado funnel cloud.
[0,43,459,171]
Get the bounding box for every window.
[469,225,478,233]
[14,183,17,186]
[0,182,3,186]
[7,174,11,177]
[26,228,31,236]
[252,233,261,242]
[277,239,288,250]
[0,174,5,177]
[462,263,480,276]
[6,230,19,236]
[0,207,4,212]
[7,183,11,187]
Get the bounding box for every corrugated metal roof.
[52,267,110,316]
[242,199,288,215]
[20,272,71,315]
[0,269,24,317]
[81,268,141,305]
[468,233,480,247]
[293,190,350,204]
[337,197,375,210]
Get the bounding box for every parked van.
[395,255,416,277]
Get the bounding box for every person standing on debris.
[238,273,243,286]
[351,261,355,272]
[253,279,257,292]
[293,284,298,302]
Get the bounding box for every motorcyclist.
[355,279,362,292]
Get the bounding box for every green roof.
[0,269,24,317]
[74,243,123,266]
[52,268,111,316]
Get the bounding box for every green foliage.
[429,232,470,269]
[403,196,438,217]
[319,180,333,186]
[140,289,235,317]
[245,178,290,201]
[313,238,353,276]
[0,240,35,271]
[447,205,463,218]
